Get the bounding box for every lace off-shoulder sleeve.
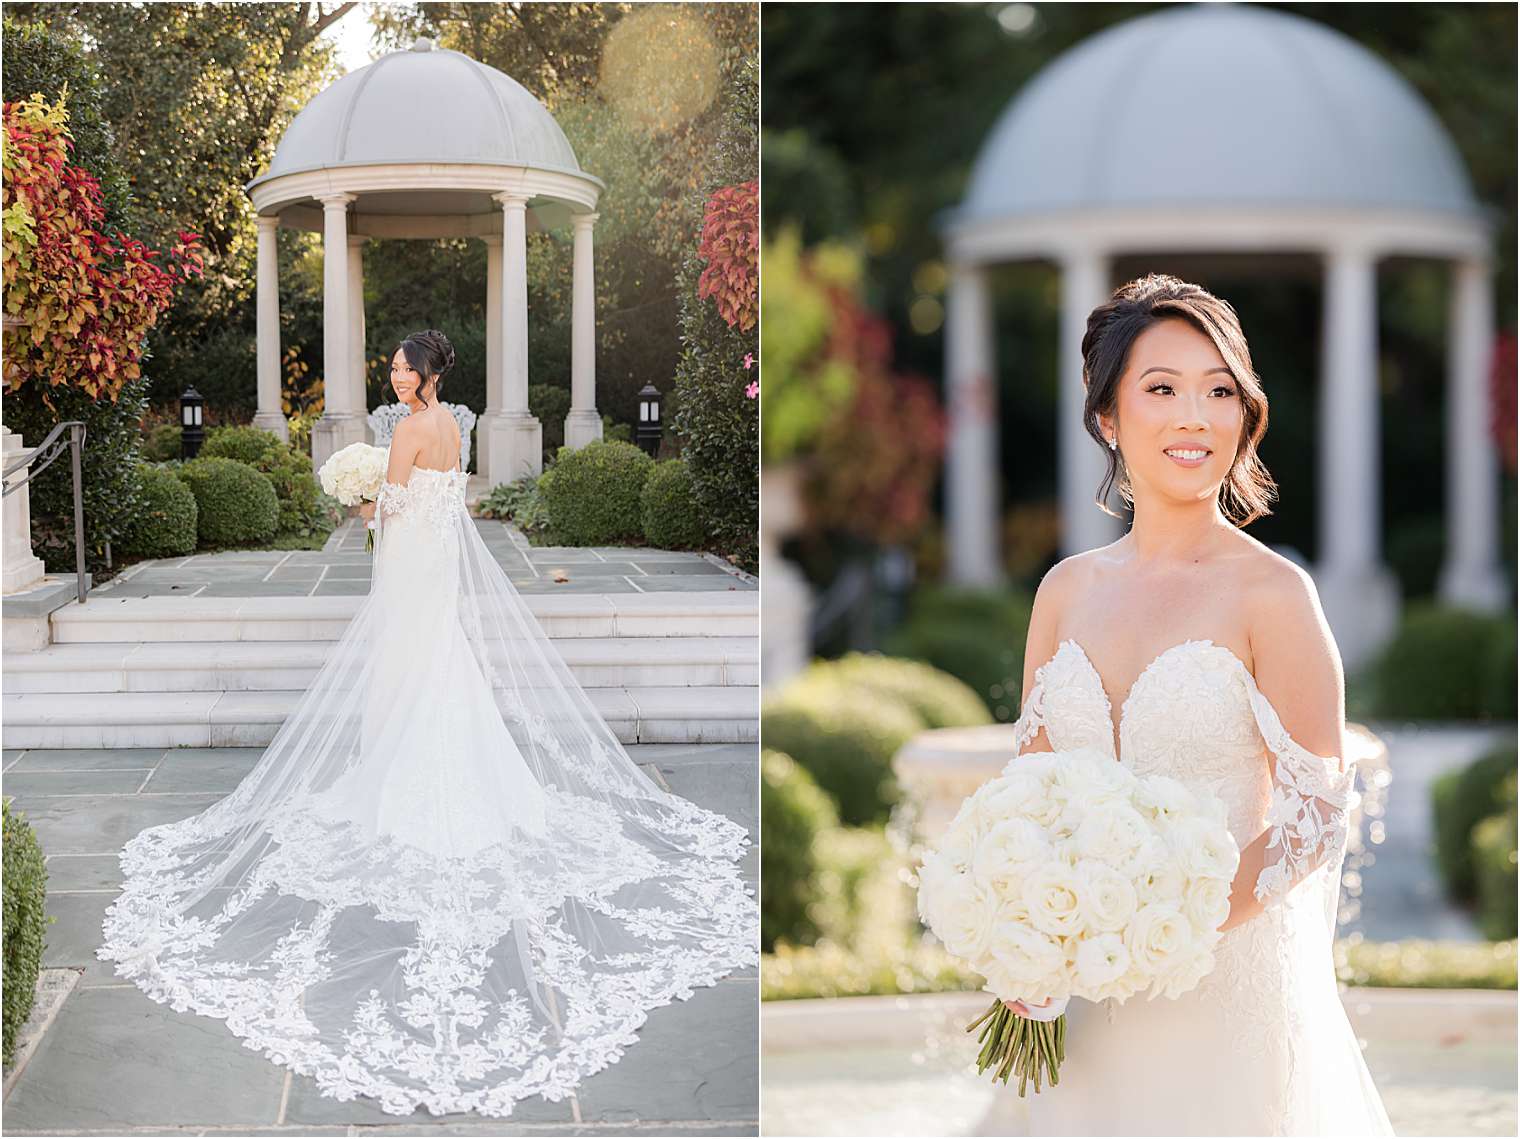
[1001,676,1048,776]
[1245,679,1357,907]
[376,479,413,518]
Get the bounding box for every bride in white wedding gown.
[98,330,757,1118]
[991,276,1393,1136]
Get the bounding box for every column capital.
[319,192,357,209]
[492,191,530,210]
[572,211,600,230]
[256,214,280,232]
[1324,241,1381,267]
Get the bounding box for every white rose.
[1166,815,1241,882]
[971,818,1050,894]
[1152,946,1216,1000]
[1073,931,1131,990]
[983,921,1067,999]
[981,769,1049,825]
[1072,802,1150,864]
[1021,862,1086,938]
[922,867,997,962]
[1182,875,1232,938]
[1132,774,1199,821]
[1073,860,1140,933]
[1133,852,1187,906]
[1122,902,1194,976]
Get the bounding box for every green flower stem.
[964,996,1067,1097]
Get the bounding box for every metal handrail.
[1,420,88,603]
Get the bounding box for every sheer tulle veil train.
[96,446,758,1118]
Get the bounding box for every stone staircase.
[2,592,758,748]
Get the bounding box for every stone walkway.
[94,517,756,598]
[0,743,758,1137]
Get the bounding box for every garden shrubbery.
[761,749,837,950]
[882,586,1035,722]
[641,458,706,549]
[174,456,278,547]
[120,464,197,558]
[199,424,336,542]
[3,798,50,1066]
[539,440,652,546]
[805,652,993,730]
[761,678,920,827]
[1371,603,1517,720]
[1473,777,1518,940]
[1432,742,1519,939]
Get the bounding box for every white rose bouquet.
[317,443,389,553]
[915,746,1239,1096]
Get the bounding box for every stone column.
[251,215,289,441]
[475,234,505,477]
[479,191,542,483]
[943,260,1002,586]
[1060,249,1121,557]
[565,211,603,449]
[1438,256,1510,611]
[2,425,46,594]
[311,192,364,470]
[1317,244,1399,670]
[347,234,370,442]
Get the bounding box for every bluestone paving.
[1,741,758,1133]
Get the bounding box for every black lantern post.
[635,381,662,459]
[180,385,205,459]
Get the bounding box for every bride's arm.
[1010,557,1078,758]
[1218,561,1352,933]
[375,420,422,519]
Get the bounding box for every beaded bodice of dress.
[1029,638,1275,845]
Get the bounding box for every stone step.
[3,636,758,694]
[0,686,759,749]
[49,592,758,644]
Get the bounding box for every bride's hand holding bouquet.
[915,746,1240,1096]
[318,443,389,552]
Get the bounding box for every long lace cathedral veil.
[98,457,757,1117]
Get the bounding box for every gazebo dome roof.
[247,39,592,190]
[958,4,1479,225]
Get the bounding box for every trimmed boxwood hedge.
[805,652,994,730]
[761,676,922,826]
[1432,744,1518,903]
[3,797,50,1066]
[641,459,706,549]
[1474,779,1518,941]
[541,440,653,546]
[199,427,332,540]
[174,456,279,547]
[882,586,1034,722]
[761,749,837,951]
[1373,603,1517,720]
[120,464,198,558]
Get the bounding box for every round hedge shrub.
[202,428,329,539]
[761,749,838,951]
[174,456,279,547]
[1373,603,1511,720]
[541,440,653,546]
[3,797,49,1067]
[807,652,994,729]
[641,459,707,549]
[142,422,182,462]
[762,676,923,826]
[1433,744,1519,902]
[882,586,1033,722]
[1473,773,1517,940]
[200,424,282,465]
[1482,622,1517,720]
[120,464,197,558]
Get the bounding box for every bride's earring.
[1109,436,1118,451]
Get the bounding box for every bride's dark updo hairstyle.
[1080,273,1278,527]
[395,329,456,411]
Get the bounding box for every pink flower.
[745,380,759,400]
[743,353,754,370]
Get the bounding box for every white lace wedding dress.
[997,637,1394,1137]
[97,455,757,1118]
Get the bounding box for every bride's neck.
[1122,496,1233,565]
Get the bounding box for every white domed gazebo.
[939,2,1507,668]
[245,38,605,484]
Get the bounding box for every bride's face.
[1103,318,1243,505]
[390,348,431,404]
